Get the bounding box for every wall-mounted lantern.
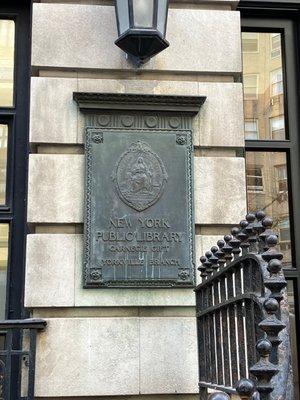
[114,0,169,64]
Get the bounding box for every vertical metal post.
[4,329,12,400]
[199,386,208,400]
[27,329,37,400]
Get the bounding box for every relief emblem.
[113,141,168,211]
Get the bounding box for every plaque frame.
[73,93,206,288]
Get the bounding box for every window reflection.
[287,280,299,400]
[0,224,9,319]
[244,119,259,140]
[0,125,7,205]
[243,32,259,53]
[246,151,291,267]
[242,32,286,140]
[271,33,281,59]
[0,20,15,107]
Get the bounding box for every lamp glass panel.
[132,0,154,28]
[0,20,15,107]
[0,223,9,319]
[116,0,130,35]
[156,0,168,35]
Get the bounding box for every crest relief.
[112,141,168,212]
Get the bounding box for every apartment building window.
[270,115,285,140]
[271,33,281,58]
[244,119,259,139]
[279,218,291,251]
[241,15,300,398]
[243,74,259,100]
[271,68,283,96]
[246,165,263,192]
[275,164,288,193]
[242,32,259,52]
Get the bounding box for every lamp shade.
[115,0,169,63]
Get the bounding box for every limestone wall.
[26,1,246,398]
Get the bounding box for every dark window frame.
[0,2,31,398]
[239,2,300,393]
[0,1,31,321]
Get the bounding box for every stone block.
[27,155,246,227]
[31,77,243,148]
[77,79,200,145]
[195,234,223,284]
[24,233,196,308]
[196,235,224,257]
[27,154,84,223]
[34,317,198,396]
[30,77,78,144]
[77,79,243,148]
[140,317,198,394]
[34,318,140,397]
[197,83,244,147]
[194,157,247,225]
[32,4,241,73]
[74,235,196,307]
[25,234,75,307]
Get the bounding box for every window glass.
[271,33,281,59]
[242,32,286,140]
[287,280,299,400]
[0,224,9,319]
[270,115,285,140]
[245,119,259,140]
[246,166,263,192]
[246,151,291,267]
[243,74,258,100]
[271,68,283,96]
[0,20,15,107]
[0,125,8,205]
[132,0,154,28]
[242,32,259,53]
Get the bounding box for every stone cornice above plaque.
[73,92,206,115]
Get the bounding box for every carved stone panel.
[84,128,195,288]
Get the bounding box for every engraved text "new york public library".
[97,217,184,244]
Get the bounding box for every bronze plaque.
[84,128,195,287]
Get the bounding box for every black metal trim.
[196,293,261,318]
[0,1,31,321]
[129,0,134,29]
[0,319,46,400]
[153,0,158,29]
[0,2,31,399]
[0,319,46,330]
[241,9,300,393]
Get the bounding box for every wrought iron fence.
[0,319,46,400]
[195,211,292,400]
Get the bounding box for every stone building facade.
[25,1,246,398]
[1,0,300,399]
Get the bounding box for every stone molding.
[73,92,206,114]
